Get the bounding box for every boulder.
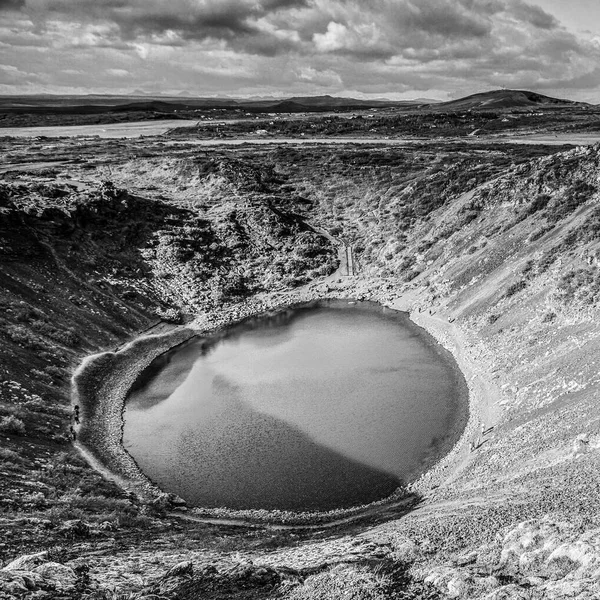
[33,562,77,589]
[58,519,90,536]
[2,551,48,572]
[164,561,193,578]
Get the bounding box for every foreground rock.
[1,551,78,597]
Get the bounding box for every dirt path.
[345,246,356,276]
[5,127,599,145]
[329,243,355,279]
[375,294,503,495]
[169,496,417,531]
[414,313,502,488]
[298,219,356,281]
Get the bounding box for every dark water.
[124,301,466,512]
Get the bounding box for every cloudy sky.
[1,0,599,101]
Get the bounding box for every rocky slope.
[320,143,600,599]
[1,139,600,598]
[0,171,335,584]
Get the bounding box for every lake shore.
[72,277,475,525]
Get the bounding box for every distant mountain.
[113,100,184,113]
[3,90,585,115]
[284,95,417,108]
[0,93,419,113]
[434,89,586,111]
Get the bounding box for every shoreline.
[399,307,500,498]
[72,280,478,526]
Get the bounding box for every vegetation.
[286,561,441,600]
[2,124,600,598]
[169,107,600,140]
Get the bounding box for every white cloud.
[297,65,342,86]
[0,0,598,100]
[313,22,349,52]
[106,68,129,77]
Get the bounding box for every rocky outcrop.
[418,518,600,599]
[1,551,78,596]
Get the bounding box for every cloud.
[0,0,598,100]
[400,0,493,38]
[313,21,393,58]
[106,67,129,77]
[22,0,310,54]
[0,63,41,85]
[0,0,25,10]
[510,0,558,30]
[297,65,342,87]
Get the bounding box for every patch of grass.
[286,564,392,600]
[285,561,441,600]
[554,267,600,305]
[504,280,527,298]
[0,447,23,464]
[546,181,597,224]
[528,225,554,242]
[541,311,557,323]
[537,246,561,273]
[0,414,26,435]
[523,193,551,217]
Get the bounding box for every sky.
[1,0,599,101]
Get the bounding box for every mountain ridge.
[0,88,586,113]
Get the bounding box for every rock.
[447,575,467,598]
[168,493,187,507]
[572,434,590,457]
[483,584,531,599]
[453,551,478,567]
[33,562,77,589]
[198,565,218,577]
[0,569,45,594]
[96,520,116,531]
[164,561,193,578]
[58,519,90,537]
[392,540,420,562]
[151,493,172,510]
[24,518,52,529]
[19,571,45,590]
[500,519,575,574]
[3,551,48,572]
[1,578,28,595]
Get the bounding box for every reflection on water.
[124,301,466,511]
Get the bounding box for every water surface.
[124,301,466,511]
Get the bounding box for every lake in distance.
[124,301,466,512]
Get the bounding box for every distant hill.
[0,94,419,114]
[0,89,587,118]
[433,89,587,111]
[284,95,413,108]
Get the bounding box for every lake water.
[123,301,466,512]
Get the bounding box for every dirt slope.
[2,141,600,599]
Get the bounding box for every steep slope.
[0,176,335,566]
[2,140,600,599]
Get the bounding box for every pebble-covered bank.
[72,277,469,525]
